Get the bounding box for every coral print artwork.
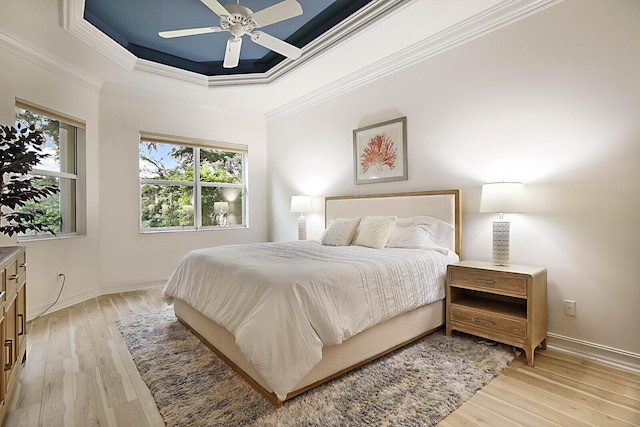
[361,133,397,174]
[353,117,407,184]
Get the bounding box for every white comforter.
[163,240,459,400]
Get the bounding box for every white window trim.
[14,100,86,240]
[139,134,248,233]
[31,168,78,180]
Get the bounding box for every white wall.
[1,0,637,368]
[98,85,269,290]
[0,0,271,317]
[0,47,270,317]
[0,48,102,317]
[267,0,640,365]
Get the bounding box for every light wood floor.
[3,288,639,426]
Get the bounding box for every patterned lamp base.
[492,221,510,265]
[297,214,307,240]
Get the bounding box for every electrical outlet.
[563,300,576,316]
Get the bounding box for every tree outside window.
[139,139,246,231]
[14,107,79,236]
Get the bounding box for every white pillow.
[321,217,361,246]
[386,216,454,250]
[353,216,397,249]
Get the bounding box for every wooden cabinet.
[0,246,27,423]
[446,260,547,366]
[17,285,26,358]
[4,300,16,392]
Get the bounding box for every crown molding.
[6,0,561,111]
[62,0,407,88]
[63,0,137,71]
[133,59,212,86]
[0,28,103,92]
[266,0,562,122]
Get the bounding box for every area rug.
[117,309,518,426]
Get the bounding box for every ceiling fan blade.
[200,0,230,17]
[251,0,303,28]
[250,31,301,59]
[159,27,222,38]
[223,37,242,68]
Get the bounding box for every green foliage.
[19,176,61,232]
[140,184,194,228]
[0,124,60,236]
[15,109,60,147]
[140,142,243,229]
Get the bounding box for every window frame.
[14,98,86,241]
[139,133,248,233]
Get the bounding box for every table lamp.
[479,182,524,265]
[290,195,312,240]
[213,202,229,226]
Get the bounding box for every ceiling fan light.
[158,0,304,68]
[229,25,245,37]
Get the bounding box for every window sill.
[18,232,86,243]
[139,225,248,234]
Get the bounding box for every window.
[139,132,247,232]
[14,99,85,238]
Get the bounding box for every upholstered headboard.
[325,190,462,257]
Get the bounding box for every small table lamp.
[479,182,524,265]
[290,195,312,240]
[213,202,229,226]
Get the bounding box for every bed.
[163,190,461,406]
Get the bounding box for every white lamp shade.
[213,202,229,212]
[290,195,312,213]
[479,182,524,213]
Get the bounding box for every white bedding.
[162,240,459,400]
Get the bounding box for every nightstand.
[445,260,547,366]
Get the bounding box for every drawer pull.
[18,314,25,336]
[19,263,27,268]
[4,339,12,371]
[473,317,496,326]
[0,291,4,300]
[8,274,19,281]
[475,279,496,284]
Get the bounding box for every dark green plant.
[0,123,59,236]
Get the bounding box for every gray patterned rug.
[117,309,517,426]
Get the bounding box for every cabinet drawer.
[5,260,18,301]
[17,251,26,275]
[5,260,17,282]
[450,268,526,296]
[450,304,526,338]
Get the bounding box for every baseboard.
[27,280,167,322]
[27,288,100,321]
[99,280,166,295]
[547,332,640,374]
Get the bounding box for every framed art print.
[353,116,407,184]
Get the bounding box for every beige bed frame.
[174,190,462,406]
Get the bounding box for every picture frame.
[353,116,407,184]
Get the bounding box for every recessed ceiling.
[0,0,556,112]
[83,0,380,78]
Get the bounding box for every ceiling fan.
[159,0,303,69]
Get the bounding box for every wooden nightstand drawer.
[450,268,526,296]
[450,305,526,338]
[446,260,547,366]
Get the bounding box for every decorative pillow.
[321,217,361,246]
[353,216,398,249]
[386,216,454,250]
